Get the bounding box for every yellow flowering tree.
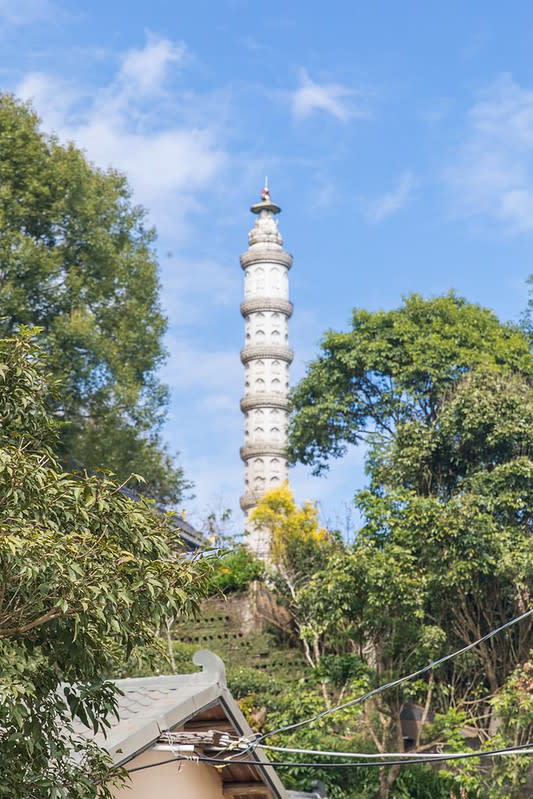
[251,482,327,565]
[251,484,335,688]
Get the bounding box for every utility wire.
[255,743,512,759]
[249,607,533,747]
[126,741,533,773]
[153,735,533,763]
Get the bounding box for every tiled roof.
[72,651,289,799]
[73,652,225,764]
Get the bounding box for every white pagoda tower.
[239,186,293,554]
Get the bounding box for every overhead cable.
[250,607,533,746]
[126,741,533,773]
[255,743,516,759]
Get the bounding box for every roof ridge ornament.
[192,650,227,687]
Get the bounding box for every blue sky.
[3,1,533,532]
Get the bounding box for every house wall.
[114,749,224,799]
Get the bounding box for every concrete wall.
[115,749,224,799]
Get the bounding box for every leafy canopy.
[0,93,187,504]
[210,546,265,595]
[289,293,532,473]
[0,334,211,799]
[285,294,533,797]
[279,370,533,799]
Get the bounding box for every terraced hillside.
[170,587,308,728]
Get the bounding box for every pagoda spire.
[239,187,293,556]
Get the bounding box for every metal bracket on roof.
[193,650,227,687]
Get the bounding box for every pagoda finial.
[251,178,280,216]
[261,177,270,203]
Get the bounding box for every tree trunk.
[378,764,401,799]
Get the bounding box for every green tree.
[357,369,533,695]
[0,93,188,505]
[286,295,533,798]
[210,545,265,595]
[289,293,532,473]
[0,333,211,798]
[484,655,533,798]
[285,372,533,798]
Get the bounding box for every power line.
[126,741,533,773]
[249,607,533,747]
[150,735,533,764]
[255,743,511,759]
[157,737,500,761]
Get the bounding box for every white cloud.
[16,71,83,132]
[16,33,228,239]
[445,74,533,233]
[367,170,415,223]
[119,32,187,96]
[291,68,364,122]
[181,450,243,533]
